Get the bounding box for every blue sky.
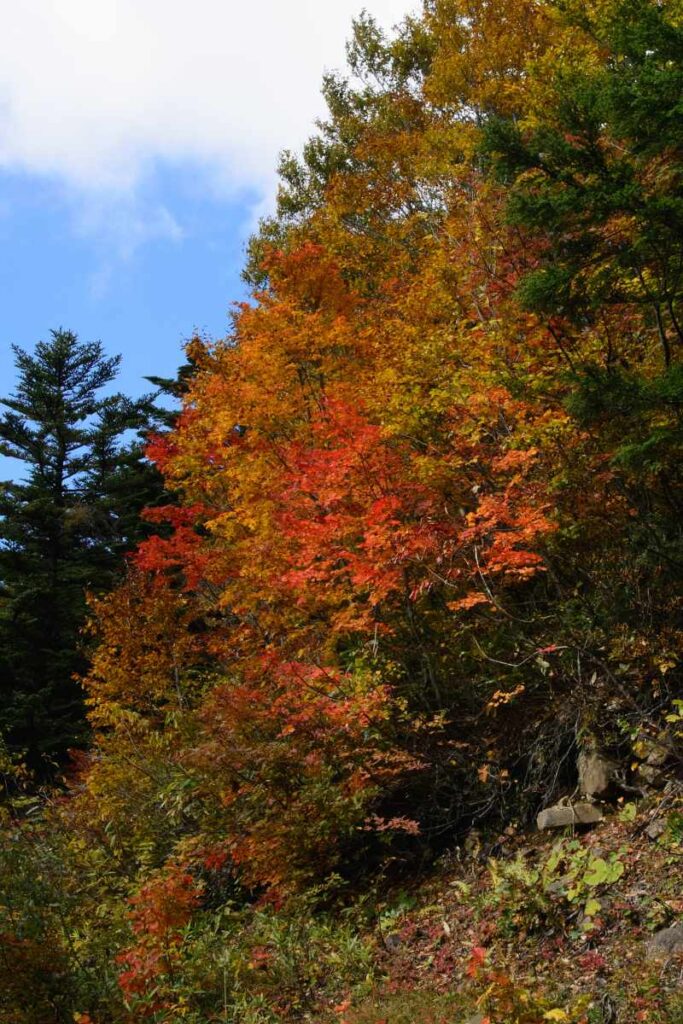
[0,0,412,478]
[0,164,252,397]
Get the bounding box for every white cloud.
[0,0,414,201]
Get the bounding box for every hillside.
[327,791,683,1023]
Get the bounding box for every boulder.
[636,763,666,789]
[645,818,666,841]
[537,802,603,830]
[634,732,670,768]
[646,923,683,961]
[577,749,616,799]
[645,737,670,767]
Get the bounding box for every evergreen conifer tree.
[0,329,165,773]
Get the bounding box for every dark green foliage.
[565,363,683,500]
[482,0,683,358]
[0,330,165,772]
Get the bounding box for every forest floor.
[314,789,683,1024]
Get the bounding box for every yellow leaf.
[544,1012,569,1022]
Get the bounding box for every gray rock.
[645,737,670,767]
[537,802,603,830]
[634,732,670,768]
[545,876,571,896]
[645,818,666,841]
[578,750,616,799]
[646,923,683,961]
[463,1015,486,1024]
[636,763,665,789]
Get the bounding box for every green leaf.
[584,857,609,886]
[584,856,624,887]
[619,802,637,822]
[584,897,601,917]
